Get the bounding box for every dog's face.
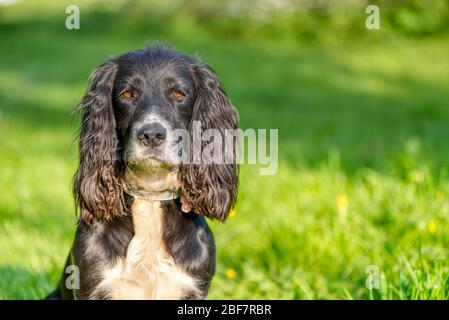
[113,51,196,169]
[74,46,239,224]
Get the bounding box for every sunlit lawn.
[1,1,449,299]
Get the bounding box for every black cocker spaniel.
[48,45,239,300]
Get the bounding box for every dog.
[47,45,239,299]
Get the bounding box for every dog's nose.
[137,123,167,147]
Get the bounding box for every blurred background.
[1,0,449,299]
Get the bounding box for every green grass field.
[1,1,449,299]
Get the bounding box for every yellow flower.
[336,194,348,218]
[428,220,437,234]
[410,170,424,183]
[229,208,237,218]
[421,259,429,269]
[225,268,236,279]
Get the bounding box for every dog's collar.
[124,184,181,201]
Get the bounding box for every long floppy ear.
[180,62,239,222]
[73,60,126,225]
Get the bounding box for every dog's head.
[74,46,239,224]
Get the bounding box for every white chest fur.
[94,199,198,299]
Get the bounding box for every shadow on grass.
[0,265,55,299]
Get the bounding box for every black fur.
[47,45,238,300]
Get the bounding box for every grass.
[1,1,449,299]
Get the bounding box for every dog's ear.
[73,60,126,225]
[180,62,239,222]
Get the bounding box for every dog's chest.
[97,200,198,299]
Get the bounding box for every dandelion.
[229,208,237,218]
[225,268,236,279]
[336,194,348,218]
[428,220,437,234]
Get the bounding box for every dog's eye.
[171,89,185,99]
[120,91,133,99]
